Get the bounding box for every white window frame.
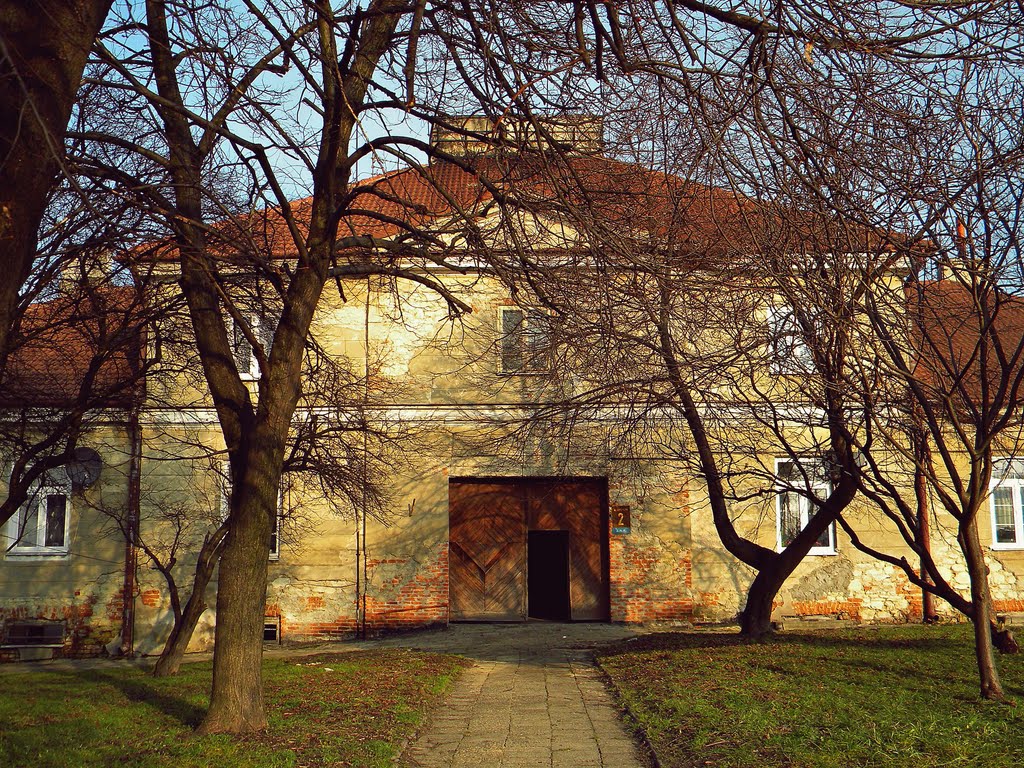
[218,462,283,560]
[498,307,553,374]
[775,458,836,556]
[766,304,814,375]
[232,312,273,381]
[5,476,71,557]
[989,459,1024,549]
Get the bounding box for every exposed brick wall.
[898,575,924,621]
[994,599,1024,613]
[609,528,694,624]
[791,599,863,620]
[0,593,119,660]
[274,543,449,641]
[362,544,449,630]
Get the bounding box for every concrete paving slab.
[394,623,651,768]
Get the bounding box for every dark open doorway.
[528,530,571,621]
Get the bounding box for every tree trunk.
[741,566,789,636]
[739,534,824,636]
[0,0,113,369]
[739,475,857,637]
[196,445,277,734]
[961,519,1005,700]
[152,587,211,677]
[152,526,226,677]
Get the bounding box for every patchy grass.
[597,624,1024,768]
[0,649,468,768]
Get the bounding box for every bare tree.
[0,0,114,373]
[54,0,1024,729]
[0,252,155,531]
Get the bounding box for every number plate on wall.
[611,504,631,534]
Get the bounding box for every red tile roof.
[0,285,146,409]
[137,153,896,265]
[134,154,872,266]
[911,279,1024,409]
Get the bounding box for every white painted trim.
[774,457,836,556]
[4,482,71,557]
[989,471,1024,548]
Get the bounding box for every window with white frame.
[218,463,283,559]
[776,458,835,555]
[5,472,71,556]
[232,312,275,380]
[766,304,814,374]
[499,307,553,373]
[989,459,1024,549]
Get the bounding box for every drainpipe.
[360,275,370,640]
[118,401,142,655]
[910,254,936,624]
[914,432,937,622]
[119,311,147,657]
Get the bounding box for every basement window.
[263,616,281,643]
[2,620,65,647]
[775,459,835,555]
[990,459,1024,549]
[499,308,552,374]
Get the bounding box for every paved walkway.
[376,623,650,768]
[0,622,653,767]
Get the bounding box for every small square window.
[500,308,552,373]
[218,462,284,559]
[776,459,835,555]
[263,616,281,643]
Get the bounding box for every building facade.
[3,131,1024,659]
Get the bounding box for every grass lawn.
[0,649,468,768]
[597,624,1024,768]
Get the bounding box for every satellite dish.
[67,447,102,491]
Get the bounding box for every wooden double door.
[448,477,609,622]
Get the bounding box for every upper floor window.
[500,308,552,374]
[5,472,71,556]
[767,304,814,374]
[776,458,835,555]
[990,459,1024,549]
[232,312,275,380]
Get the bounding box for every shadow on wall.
[688,542,756,622]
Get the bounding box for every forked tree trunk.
[961,520,1005,700]
[740,562,797,636]
[739,476,857,637]
[195,443,277,734]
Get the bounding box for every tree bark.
[152,585,211,678]
[195,447,276,733]
[0,0,113,369]
[961,519,1005,700]
[741,567,789,636]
